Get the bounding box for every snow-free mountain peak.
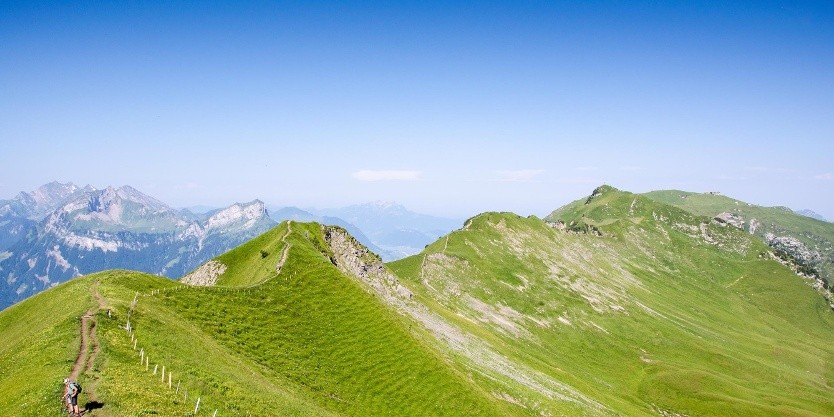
[797,209,827,222]
[204,200,267,231]
[364,200,408,213]
[47,185,182,233]
[29,181,83,207]
[0,181,93,220]
[103,185,173,213]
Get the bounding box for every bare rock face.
[545,220,567,231]
[765,233,822,268]
[713,212,745,229]
[747,218,761,234]
[181,260,227,286]
[322,225,412,302]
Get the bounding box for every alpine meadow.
[1,186,833,416]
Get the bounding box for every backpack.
[70,382,82,394]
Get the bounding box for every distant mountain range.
[186,203,463,260]
[0,182,462,310]
[266,205,392,258]
[0,183,276,309]
[797,209,827,222]
[313,201,463,260]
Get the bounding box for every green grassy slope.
[0,222,518,417]
[644,189,834,290]
[0,275,93,415]
[5,194,834,417]
[390,186,834,416]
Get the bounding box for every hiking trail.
[67,281,106,414]
[275,221,293,273]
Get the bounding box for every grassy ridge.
[0,222,516,416]
[158,222,515,417]
[391,187,834,416]
[212,221,291,287]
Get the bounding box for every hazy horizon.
[2,180,831,223]
[3,2,832,219]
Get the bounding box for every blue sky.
[2,1,833,218]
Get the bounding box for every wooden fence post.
[194,397,200,414]
[161,365,165,381]
[168,372,172,388]
[153,364,158,375]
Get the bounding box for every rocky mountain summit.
[0,182,94,252]
[0,181,94,220]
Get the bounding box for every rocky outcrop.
[712,212,763,236]
[545,220,566,231]
[764,232,832,308]
[323,225,412,302]
[747,218,761,234]
[713,212,744,229]
[181,260,227,286]
[584,185,615,205]
[765,233,822,269]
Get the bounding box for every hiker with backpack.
[63,378,82,416]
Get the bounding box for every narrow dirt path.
[68,312,94,381]
[419,253,441,294]
[85,285,105,375]
[67,281,106,413]
[275,221,293,273]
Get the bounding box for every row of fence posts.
[127,292,218,416]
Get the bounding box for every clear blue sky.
[2,1,833,218]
